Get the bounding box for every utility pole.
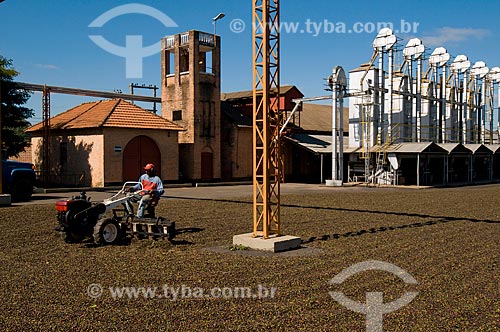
[0,77,3,194]
[129,83,158,113]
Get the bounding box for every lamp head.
[213,13,225,22]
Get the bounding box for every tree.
[0,55,34,158]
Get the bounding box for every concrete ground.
[16,182,405,206]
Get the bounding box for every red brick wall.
[10,146,32,163]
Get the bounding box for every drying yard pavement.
[1,183,500,331]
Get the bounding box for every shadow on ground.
[168,196,500,245]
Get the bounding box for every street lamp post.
[212,12,225,80]
[212,12,225,36]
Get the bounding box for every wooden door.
[122,136,161,181]
[201,152,213,180]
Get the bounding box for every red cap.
[144,163,155,170]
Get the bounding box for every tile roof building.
[27,99,182,187]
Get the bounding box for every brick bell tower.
[161,30,221,181]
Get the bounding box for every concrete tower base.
[233,232,301,253]
[325,180,343,187]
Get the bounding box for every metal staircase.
[372,123,401,185]
[359,94,373,182]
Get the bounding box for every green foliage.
[0,55,35,158]
[229,244,249,251]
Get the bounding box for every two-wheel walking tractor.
[55,182,175,245]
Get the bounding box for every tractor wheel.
[11,178,33,202]
[61,231,84,244]
[167,221,176,241]
[93,218,121,245]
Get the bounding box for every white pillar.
[339,91,344,182]
[320,154,324,183]
[388,49,393,142]
[417,59,422,142]
[378,50,384,145]
[417,154,420,187]
[434,66,440,141]
[409,59,415,141]
[332,85,338,181]
[481,79,486,144]
[441,65,447,142]
[463,73,468,144]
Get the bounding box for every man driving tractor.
[129,163,164,218]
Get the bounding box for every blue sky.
[1,0,499,124]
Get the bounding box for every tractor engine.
[55,184,176,245]
[55,192,105,243]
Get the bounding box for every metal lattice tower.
[252,0,281,238]
[42,85,50,184]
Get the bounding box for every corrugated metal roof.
[344,142,447,154]
[463,144,492,154]
[221,85,300,101]
[346,143,500,154]
[485,144,500,153]
[436,143,472,154]
[391,142,443,153]
[27,99,183,132]
[285,134,349,154]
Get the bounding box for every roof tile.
[28,99,182,132]
[221,85,300,101]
